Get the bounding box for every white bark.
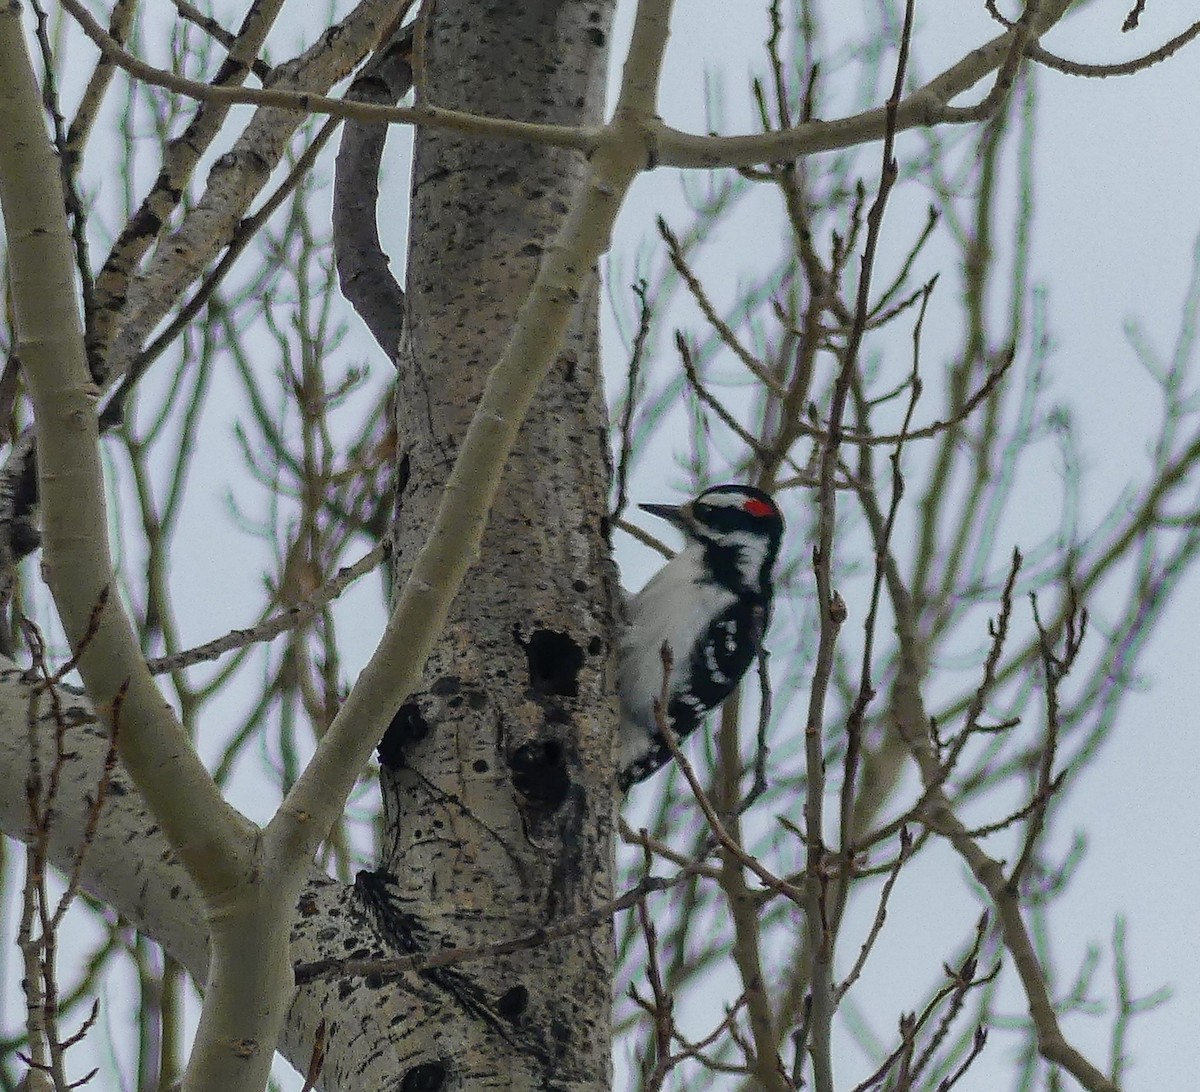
[0,662,463,1088]
[101,0,407,383]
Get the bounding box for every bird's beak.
[639,501,694,533]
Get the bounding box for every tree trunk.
[360,1,619,1087]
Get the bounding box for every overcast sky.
[3,2,1197,1089]
[606,2,1200,1088]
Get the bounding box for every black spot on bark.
[586,26,605,46]
[520,629,582,697]
[587,636,603,656]
[396,448,411,493]
[497,983,529,1021]
[377,702,428,770]
[467,689,488,710]
[431,675,461,696]
[472,759,489,773]
[124,205,163,244]
[544,784,589,920]
[9,446,40,559]
[510,739,570,809]
[400,1061,447,1091]
[386,448,412,533]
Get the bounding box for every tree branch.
[145,542,389,676]
[332,23,413,361]
[654,0,1072,167]
[0,662,451,1090]
[87,0,290,382]
[0,0,250,900]
[57,0,1077,180]
[0,16,286,1091]
[263,0,677,872]
[57,0,595,157]
[93,0,423,387]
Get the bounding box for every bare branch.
[656,0,1073,168]
[611,280,654,526]
[294,861,704,986]
[85,0,291,382]
[984,3,1200,78]
[834,826,912,1003]
[332,23,413,361]
[146,542,389,676]
[57,0,595,158]
[169,0,273,80]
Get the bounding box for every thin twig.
[98,113,342,428]
[293,859,706,985]
[793,346,1012,448]
[1009,590,1085,884]
[171,0,273,80]
[803,5,918,1088]
[612,280,654,527]
[652,646,806,909]
[984,4,1200,78]
[57,0,596,153]
[146,542,388,675]
[659,217,789,398]
[634,845,676,1090]
[834,826,912,1003]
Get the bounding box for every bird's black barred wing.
[670,597,766,725]
[618,598,767,791]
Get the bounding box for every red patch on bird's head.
[742,497,776,518]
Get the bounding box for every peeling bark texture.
[380,1,619,1087]
[333,23,413,363]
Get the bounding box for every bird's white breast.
[617,544,737,767]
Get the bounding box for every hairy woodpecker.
[617,484,784,791]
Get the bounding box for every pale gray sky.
[608,2,1200,1089]
[3,2,1196,1089]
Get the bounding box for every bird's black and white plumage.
[617,484,784,791]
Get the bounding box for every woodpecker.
[617,484,784,791]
